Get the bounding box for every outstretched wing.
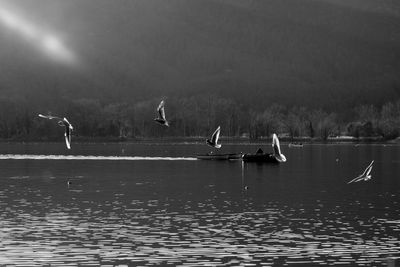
[63,117,73,128]
[65,134,71,149]
[211,126,221,144]
[347,175,362,184]
[38,114,62,120]
[64,125,72,149]
[362,160,374,176]
[272,133,282,156]
[365,165,373,176]
[157,100,166,120]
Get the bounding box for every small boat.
[196,152,243,160]
[288,142,303,148]
[242,148,279,163]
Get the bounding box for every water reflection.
[1,188,400,266]
[0,143,399,266]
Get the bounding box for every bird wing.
[211,126,221,144]
[365,164,373,176]
[64,126,71,149]
[272,133,281,156]
[65,134,71,149]
[38,114,62,120]
[362,160,374,176]
[347,175,363,184]
[63,118,73,128]
[157,101,166,120]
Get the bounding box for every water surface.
[0,142,399,266]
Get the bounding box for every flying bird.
[154,100,169,127]
[38,114,73,149]
[347,160,374,184]
[272,133,286,162]
[206,126,221,148]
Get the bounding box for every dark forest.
[1,95,399,142]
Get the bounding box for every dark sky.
[1,0,399,109]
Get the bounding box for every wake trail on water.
[0,154,197,161]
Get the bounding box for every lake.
[0,142,399,266]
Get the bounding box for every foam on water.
[0,154,197,161]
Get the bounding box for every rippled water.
[0,142,399,266]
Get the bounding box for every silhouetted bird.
[206,126,221,148]
[38,114,73,149]
[154,100,169,127]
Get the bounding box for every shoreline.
[0,136,398,144]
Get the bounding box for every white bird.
[154,100,169,127]
[38,114,73,149]
[347,160,374,184]
[272,133,286,162]
[206,126,221,148]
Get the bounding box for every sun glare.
[0,7,77,65]
[0,8,18,27]
[42,34,74,63]
[43,35,62,51]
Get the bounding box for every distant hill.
[1,0,399,110]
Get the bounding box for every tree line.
[0,95,399,141]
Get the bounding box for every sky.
[0,0,399,109]
[0,1,78,65]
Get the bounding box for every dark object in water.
[243,133,286,163]
[196,152,243,160]
[242,152,279,163]
[387,257,400,267]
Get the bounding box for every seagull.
[38,114,73,149]
[206,126,221,148]
[347,160,374,184]
[154,100,169,127]
[272,133,286,162]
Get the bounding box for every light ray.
[0,7,77,65]
[42,34,75,63]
